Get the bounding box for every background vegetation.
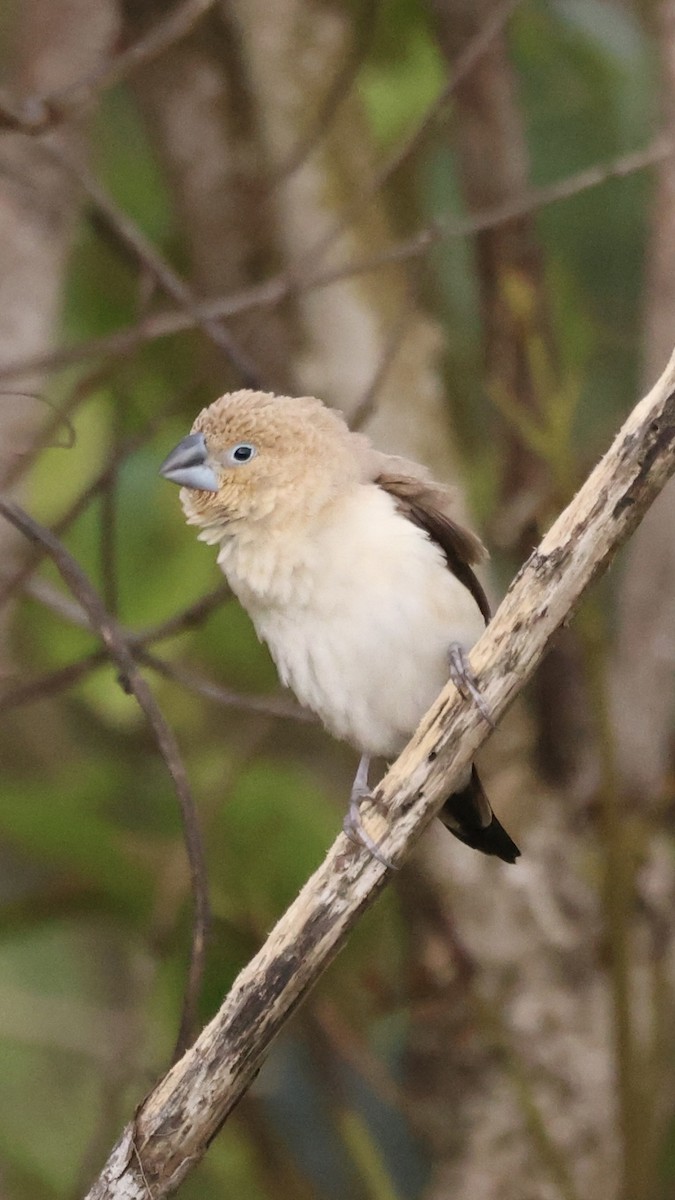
[0,1,674,1197]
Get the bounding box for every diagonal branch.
[65,348,675,1196]
[0,140,666,387]
[0,0,218,134]
[44,141,265,389]
[0,499,211,1061]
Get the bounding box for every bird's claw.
[343,793,396,870]
[448,643,495,728]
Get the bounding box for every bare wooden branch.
[82,349,675,1199]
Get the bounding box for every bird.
[160,389,519,867]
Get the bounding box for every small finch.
[160,390,519,867]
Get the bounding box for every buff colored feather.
[161,389,519,864]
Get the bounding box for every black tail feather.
[440,766,520,864]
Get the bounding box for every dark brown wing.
[377,472,519,863]
[376,471,491,623]
[441,767,520,863]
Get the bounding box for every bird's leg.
[448,642,495,728]
[343,753,395,869]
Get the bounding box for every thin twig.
[0,0,217,134]
[0,277,285,384]
[2,575,309,723]
[271,0,380,182]
[84,347,675,1199]
[43,141,264,389]
[0,380,87,491]
[0,422,159,614]
[349,298,416,431]
[316,138,673,287]
[295,0,526,271]
[0,499,210,1062]
[1,138,667,387]
[0,649,109,711]
[139,650,313,722]
[139,582,232,643]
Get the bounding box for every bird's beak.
[159,432,219,492]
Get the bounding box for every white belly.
[238,487,486,758]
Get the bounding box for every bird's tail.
[440,765,520,863]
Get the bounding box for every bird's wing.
[442,767,520,862]
[375,471,519,863]
[376,471,491,624]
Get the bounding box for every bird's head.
[160,389,371,538]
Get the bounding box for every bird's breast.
[219,487,486,757]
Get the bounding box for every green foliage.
[360,22,444,146]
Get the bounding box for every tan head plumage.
[174,389,376,533]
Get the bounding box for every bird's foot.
[448,643,495,728]
[343,754,396,869]
[343,797,396,869]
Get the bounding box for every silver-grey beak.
[159,432,219,492]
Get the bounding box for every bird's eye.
[225,442,257,466]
